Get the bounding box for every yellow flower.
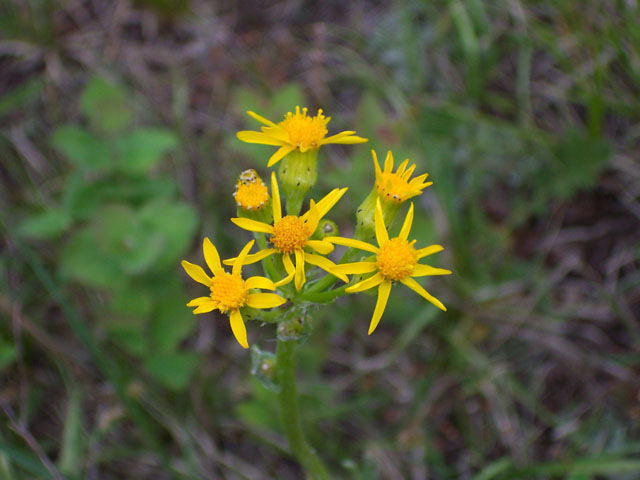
[327,199,451,335]
[236,107,368,167]
[373,150,432,203]
[227,172,350,291]
[181,238,286,349]
[234,169,269,211]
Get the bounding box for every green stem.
[298,285,349,303]
[276,338,330,480]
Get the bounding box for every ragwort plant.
[181,106,452,478]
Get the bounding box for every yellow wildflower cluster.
[181,106,451,348]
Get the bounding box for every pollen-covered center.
[210,272,247,313]
[233,169,269,210]
[271,215,310,253]
[376,238,418,281]
[278,106,328,150]
[376,174,412,203]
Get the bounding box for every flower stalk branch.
[276,334,330,480]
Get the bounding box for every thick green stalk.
[276,338,330,479]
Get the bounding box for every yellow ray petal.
[187,296,213,307]
[294,249,306,291]
[267,145,296,167]
[274,273,294,287]
[229,309,249,349]
[274,254,295,287]
[224,248,276,266]
[271,171,282,222]
[372,149,382,180]
[400,277,447,311]
[321,132,368,145]
[309,187,348,220]
[203,237,222,274]
[345,271,384,293]
[282,253,295,275]
[383,150,394,173]
[234,240,255,276]
[260,125,289,142]
[369,280,392,335]
[416,245,444,258]
[236,130,285,146]
[332,261,378,275]
[231,217,274,234]
[181,260,211,286]
[396,159,409,175]
[245,276,276,290]
[247,110,278,127]
[246,293,286,309]
[324,236,379,254]
[193,302,218,314]
[399,202,414,241]
[306,239,334,255]
[412,264,452,277]
[402,163,416,179]
[303,253,349,283]
[304,199,320,233]
[374,198,389,246]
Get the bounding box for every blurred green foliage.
[16,76,199,390]
[1,0,639,479]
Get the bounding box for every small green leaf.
[144,353,199,391]
[81,76,133,133]
[58,388,84,478]
[52,125,111,170]
[17,208,71,239]
[116,128,179,173]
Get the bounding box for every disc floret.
[271,215,310,254]
[376,238,418,281]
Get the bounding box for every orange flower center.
[210,272,247,313]
[376,238,418,281]
[278,106,328,150]
[271,215,310,253]
[234,169,269,210]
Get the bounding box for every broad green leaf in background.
[90,204,164,275]
[144,352,199,391]
[52,125,111,170]
[110,282,154,318]
[59,229,125,289]
[149,285,197,353]
[81,76,133,134]
[137,199,198,270]
[105,321,147,357]
[16,207,71,239]
[115,127,179,173]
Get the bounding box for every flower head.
[234,169,269,211]
[327,199,451,335]
[227,172,350,291]
[373,150,432,204]
[237,107,368,167]
[181,238,286,349]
